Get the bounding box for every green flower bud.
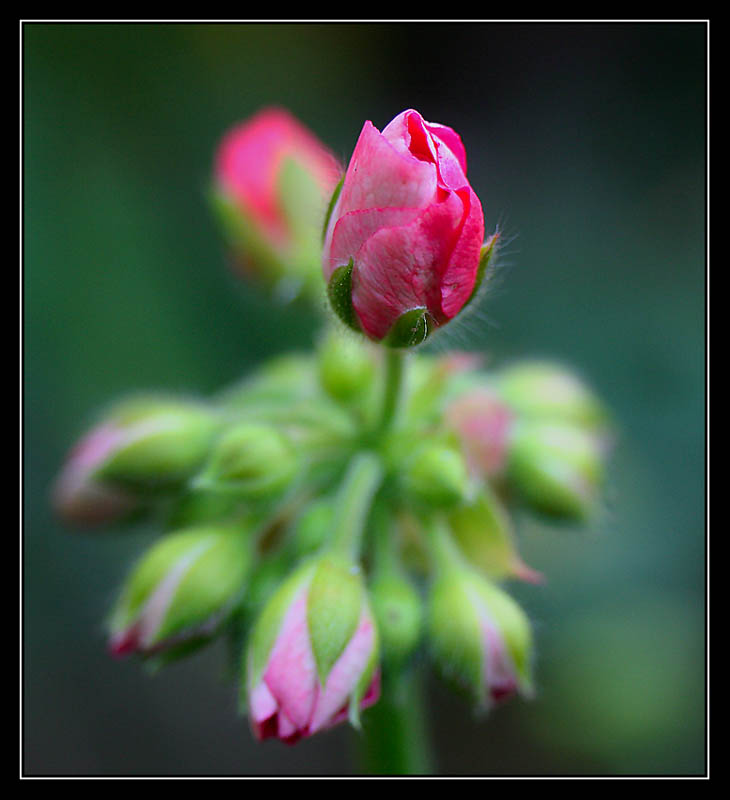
[401,441,471,510]
[108,525,250,656]
[428,568,533,709]
[288,498,335,558]
[508,421,605,520]
[93,397,220,490]
[496,361,608,433]
[317,329,376,405]
[195,422,298,499]
[370,571,423,668]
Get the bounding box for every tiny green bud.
[370,571,423,668]
[402,441,471,509]
[317,329,376,405]
[109,525,250,657]
[93,397,220,490]
[428,568,533,709]
[195,422,297,499]
[508,421,605,520]
[288,498,335,558]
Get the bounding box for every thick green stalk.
[377,348,407,433]
[357,667,435,775]
[329,451,383,560]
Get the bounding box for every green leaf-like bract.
[384,308,434,349]
[327,260,361,332]
[307,557,364,684]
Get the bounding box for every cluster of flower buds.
[55,107,613,748]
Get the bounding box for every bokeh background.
[23,22,706,776]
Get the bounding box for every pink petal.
[351,192,466,339]
[480,614,519,703]
[308,610,377,734]
[249,679,279,740]
[425,121,468,175]
[263,587,318,730]
[439,186,484,319]
[336,121,437,219]
[446,389,513,477]
[324,670,381,730]
[324,206,422,281]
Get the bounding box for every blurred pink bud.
[323,108,485,344]
[248,569,379,745]
[214,107,343,293]
[446,388,514,478]
[52,423,136,527]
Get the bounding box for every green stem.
[357,667,435,775]
[377,348,407,433]
[329,451,383,560]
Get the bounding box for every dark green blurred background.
[23,22,706,776]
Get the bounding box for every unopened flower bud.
[496,361,608,433]
[428,568,533,709]
[109,525,250,656]
[322,109,488,347]
[317,329,376,405]
[370,572,423,668]
[52,422,138,527]
[91,397,220,490]
[246,555,379,743]
[508,421,605,520]
[212,107,343,302]
[195,422,297,499]
[402,441,471,509]
[445,387,514,478]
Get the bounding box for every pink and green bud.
[194,422,297,499]
[445,387,515,478]
[90,397,220,490]
[428,568,533,709]
[508,421,605,520]
[322,109,486,347]
[212,107,343,301]
[108,525,250,657]
[246,556,379,744]
[52,422,138,527]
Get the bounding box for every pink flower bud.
[445,388,514,478]
[214,108,343,296]
[247,561,380,744]
[323,109,486,345]
[52,422,136,526]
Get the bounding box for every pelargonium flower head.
[246,556,379,744]
[213,107,343,299]
[323,109,489,346]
